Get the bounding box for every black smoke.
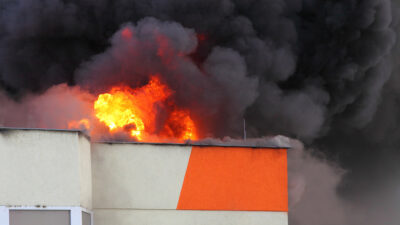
[1,0,400,224]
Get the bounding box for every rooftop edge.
[0,127,290,149]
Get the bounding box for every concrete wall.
[91,143,288,225]
[91,143,191,209]
[94,210,288,225]
[0,129,288,225]
[78,135,92,209]
[0,129,92,209]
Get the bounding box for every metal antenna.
[243,119,247,140]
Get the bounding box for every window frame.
[0,206,93,225]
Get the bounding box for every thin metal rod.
[243,119,246,140]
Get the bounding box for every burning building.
[1,0,399,224]
[0,128,289,225]
[0,18,290,225]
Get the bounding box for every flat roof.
[0,127,290,149]
[96,141,289,149]
[0,127,91,140]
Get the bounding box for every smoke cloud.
[1,0,400,224]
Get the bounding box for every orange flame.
[162,109,197,140]
[93,75,197,141]
[68,118,90,130]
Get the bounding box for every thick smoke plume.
[75,18,258,137]
[1,0,400,224]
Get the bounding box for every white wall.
[91,143,288,225]
[0,129,92,209]
[79,135,92,209]
[93,209,288,225]
[0,129,287,225]
[91,143,191,209]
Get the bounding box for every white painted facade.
[92,143,191,209]
[0,129,92,208]
[0,128,288,225]
[94,209,288,225]
[0,129,92,225]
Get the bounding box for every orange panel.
[177,146,288,211]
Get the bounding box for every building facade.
[0,128,288,225]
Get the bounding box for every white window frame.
[0,206,93,225]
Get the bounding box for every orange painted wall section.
[177,147,288,211]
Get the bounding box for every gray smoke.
[1,0,400,224]
[75,18,258,136]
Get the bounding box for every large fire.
[91,75,197,142]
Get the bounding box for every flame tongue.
[163,109,196,140]
[68,119,90,130]
[94,90,146,140]
[93,75,196,141]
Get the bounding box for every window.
[10,210,70,225]
[82,211,91,225]
[0,207,92,225]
